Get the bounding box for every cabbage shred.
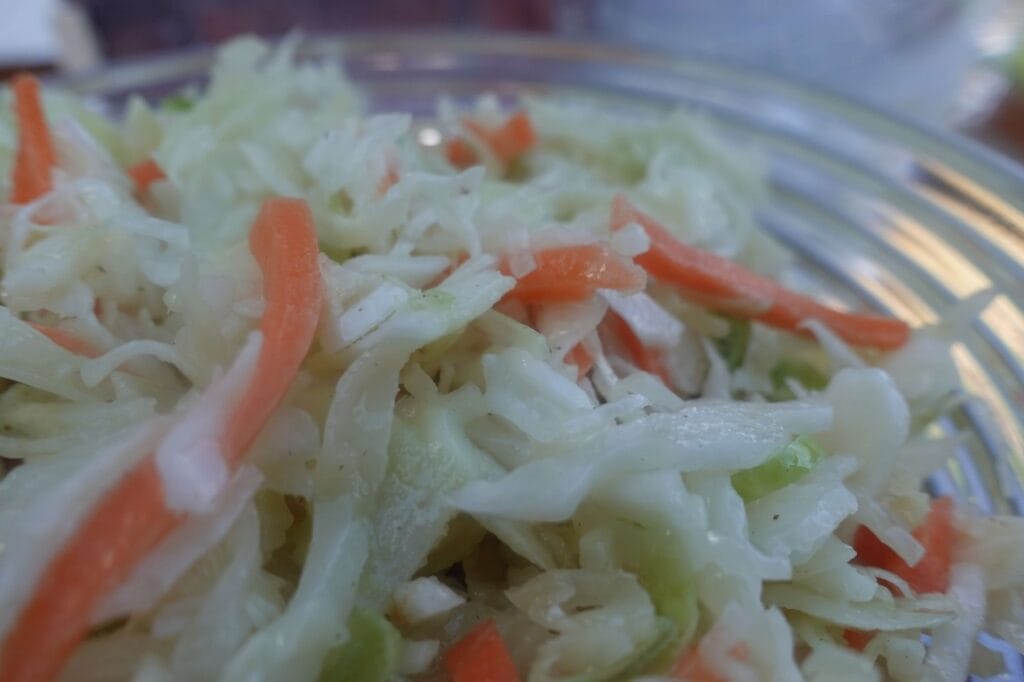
[0,37,1020,681]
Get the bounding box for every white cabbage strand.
[453,399,831,522]
[921,563,986,681]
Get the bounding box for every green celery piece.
[319,608,400,682]
[769,358,828,400]
[637,551,697,646]
[607,521,698,672]
[732,435,825,502]
[714,317,751,371]
[638,561,696,672]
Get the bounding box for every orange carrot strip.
[501,243,646,304]
[126,157,166,193]
[672,648,728,682]
[853,496,956,595]
[611,195,910,350]
[464,111,536,164]
[671,642,749,681]
[445,137,479,168]
[0,197,322,682]
[223,196,323,461]
[0,460,175,682]
[28,323,103,359]
[842,629,874,651]
[447,110,537,168]
[9,74,57,204]
[566,342,594,380]
[444,619,521,682]
[605,311,672,386]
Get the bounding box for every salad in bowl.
[0,36,1021,681]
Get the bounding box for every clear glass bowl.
[56,29,1024,677]
[62,34,1024,518]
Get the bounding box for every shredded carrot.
[842,629,874,651]
[445,137,479,168]
[376,162,399,196]
[0,460,174,682]
[672,649,727,682]
[611,195,910,350]
[223,197,323,460]
[671,642,749,681]
[444,619,521,682]
[0,197,322,682]
[126,157,166,193]
[463,111,536,164]
[9,74,57,204]
[28,323,103,359]
[605,311,673,387]
[501,243,645,304]
[447,110,537,168]
[853,496,956,595]
[566,342,594,380]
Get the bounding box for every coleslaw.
[0,36,1022,681]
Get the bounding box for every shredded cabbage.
[0,36,1019,682]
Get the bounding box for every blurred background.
[4,0,1024,157]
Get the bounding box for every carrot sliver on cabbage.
[853,496,957,595]
[9,74,57,204]
[443,619,521,682]
[610,195,910,350]
[0,197,323,682]
[840,547,954,654]
[0,460,176,682]
[223,197,323,460]
[670,642,749,682]
[126,157,167,193]
[445,136,479,168]
[501,243,645,304]
[605,310,673,387]
[28,323,104,359]
[565,342,594,380]
[842,628,875,651]
[463,111,536,163]
[446,110,537,168]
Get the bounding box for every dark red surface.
[71,0,555,57]
[47,2,1024,163]
[971,89,1024,162]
